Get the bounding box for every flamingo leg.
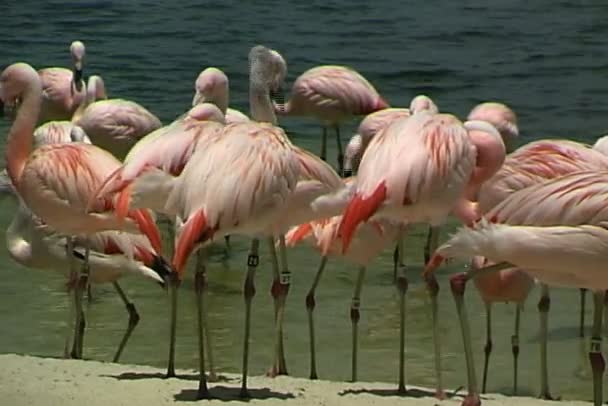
[538,284,556,400]
[196,249,218,382]
[111,281,140,363]
[276,236,290,374]
[306,256,328,380]
[424,226,444,399]
[392,245,399,283]
[320,127,327,162]
[589,291,605,406]
[350,265,367,382]
[512,303,522,395]
[86,284,94,304]
[450,273,480,406]
[267,236,290,377]
[165,272,179,378]
[580,288,587,337]
[166,218,175,259]
[603,291,608,337]
[194,249,210,399]
[481,302,493,394]
[63,237,76,359]
[224,235,232,257]
[71,241,90,359]
[395,233,408,394]
[335,125,344,176]
[240,238,260,398]
[423,226,441,265]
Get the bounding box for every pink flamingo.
[192,67,249,124]
[276,65,389,174]
[73,75,162,159]
[285,177,399,380]
[425,170,608,406]
[0,62,164,359]
[343,96,440,267]
[2,189,168,361]
[338,111,506,397]
[37,40,87,123]
[141,45,301,399]
[479,137,608,342]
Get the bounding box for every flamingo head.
[409,94,439,115]
[70,40,86,73]
[192,67,229,112]
[249,45,287,100]
[0,63,41,110]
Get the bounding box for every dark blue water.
[0,1,606,402]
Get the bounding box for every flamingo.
[72,74,162,159]
[192,67,249,124]
[37,40,87,123]
[425,170,608,406]
[338,111,506,397]
[131,45,300,399]
[0,62,164,359]
[276,64,389,175]
[469,137,608,395]
[285,177,399,380]
[0,180,168,361]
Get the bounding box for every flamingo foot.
[461,394,481,406]
[435,389,447,400]
[538,392,560,401]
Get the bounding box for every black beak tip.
[0,100,4,118]
[343,169,352,178]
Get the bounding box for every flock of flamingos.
[1,40,607,406]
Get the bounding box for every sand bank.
[0,354,592,405]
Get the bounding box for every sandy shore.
[0,353,593,406]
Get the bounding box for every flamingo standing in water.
[192,67,249,124]
[0,62,164,359]
[276,64,389,175]
[37,40,87,123]
[285,176,399,381]
[425,170,608,406]
[133,45,300,399]
[0,179,168,361]
[73,75,162,159]
[338,111,506,398]
[458,102,608,396]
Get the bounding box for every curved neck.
[73,75,105,122]
[6,72,42,187]
[249,82,276,124]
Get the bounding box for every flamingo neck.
[6,72,42,188]
[73,75,104,122]
[249,84,277,124]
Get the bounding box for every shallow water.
[0,1,607,402]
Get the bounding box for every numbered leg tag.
[280,271,291,285]
[351,298,361,309]
[247,254,259,267]
[511,335,519,347]
[590,337,602,353]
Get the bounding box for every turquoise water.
[0,1,607,402]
